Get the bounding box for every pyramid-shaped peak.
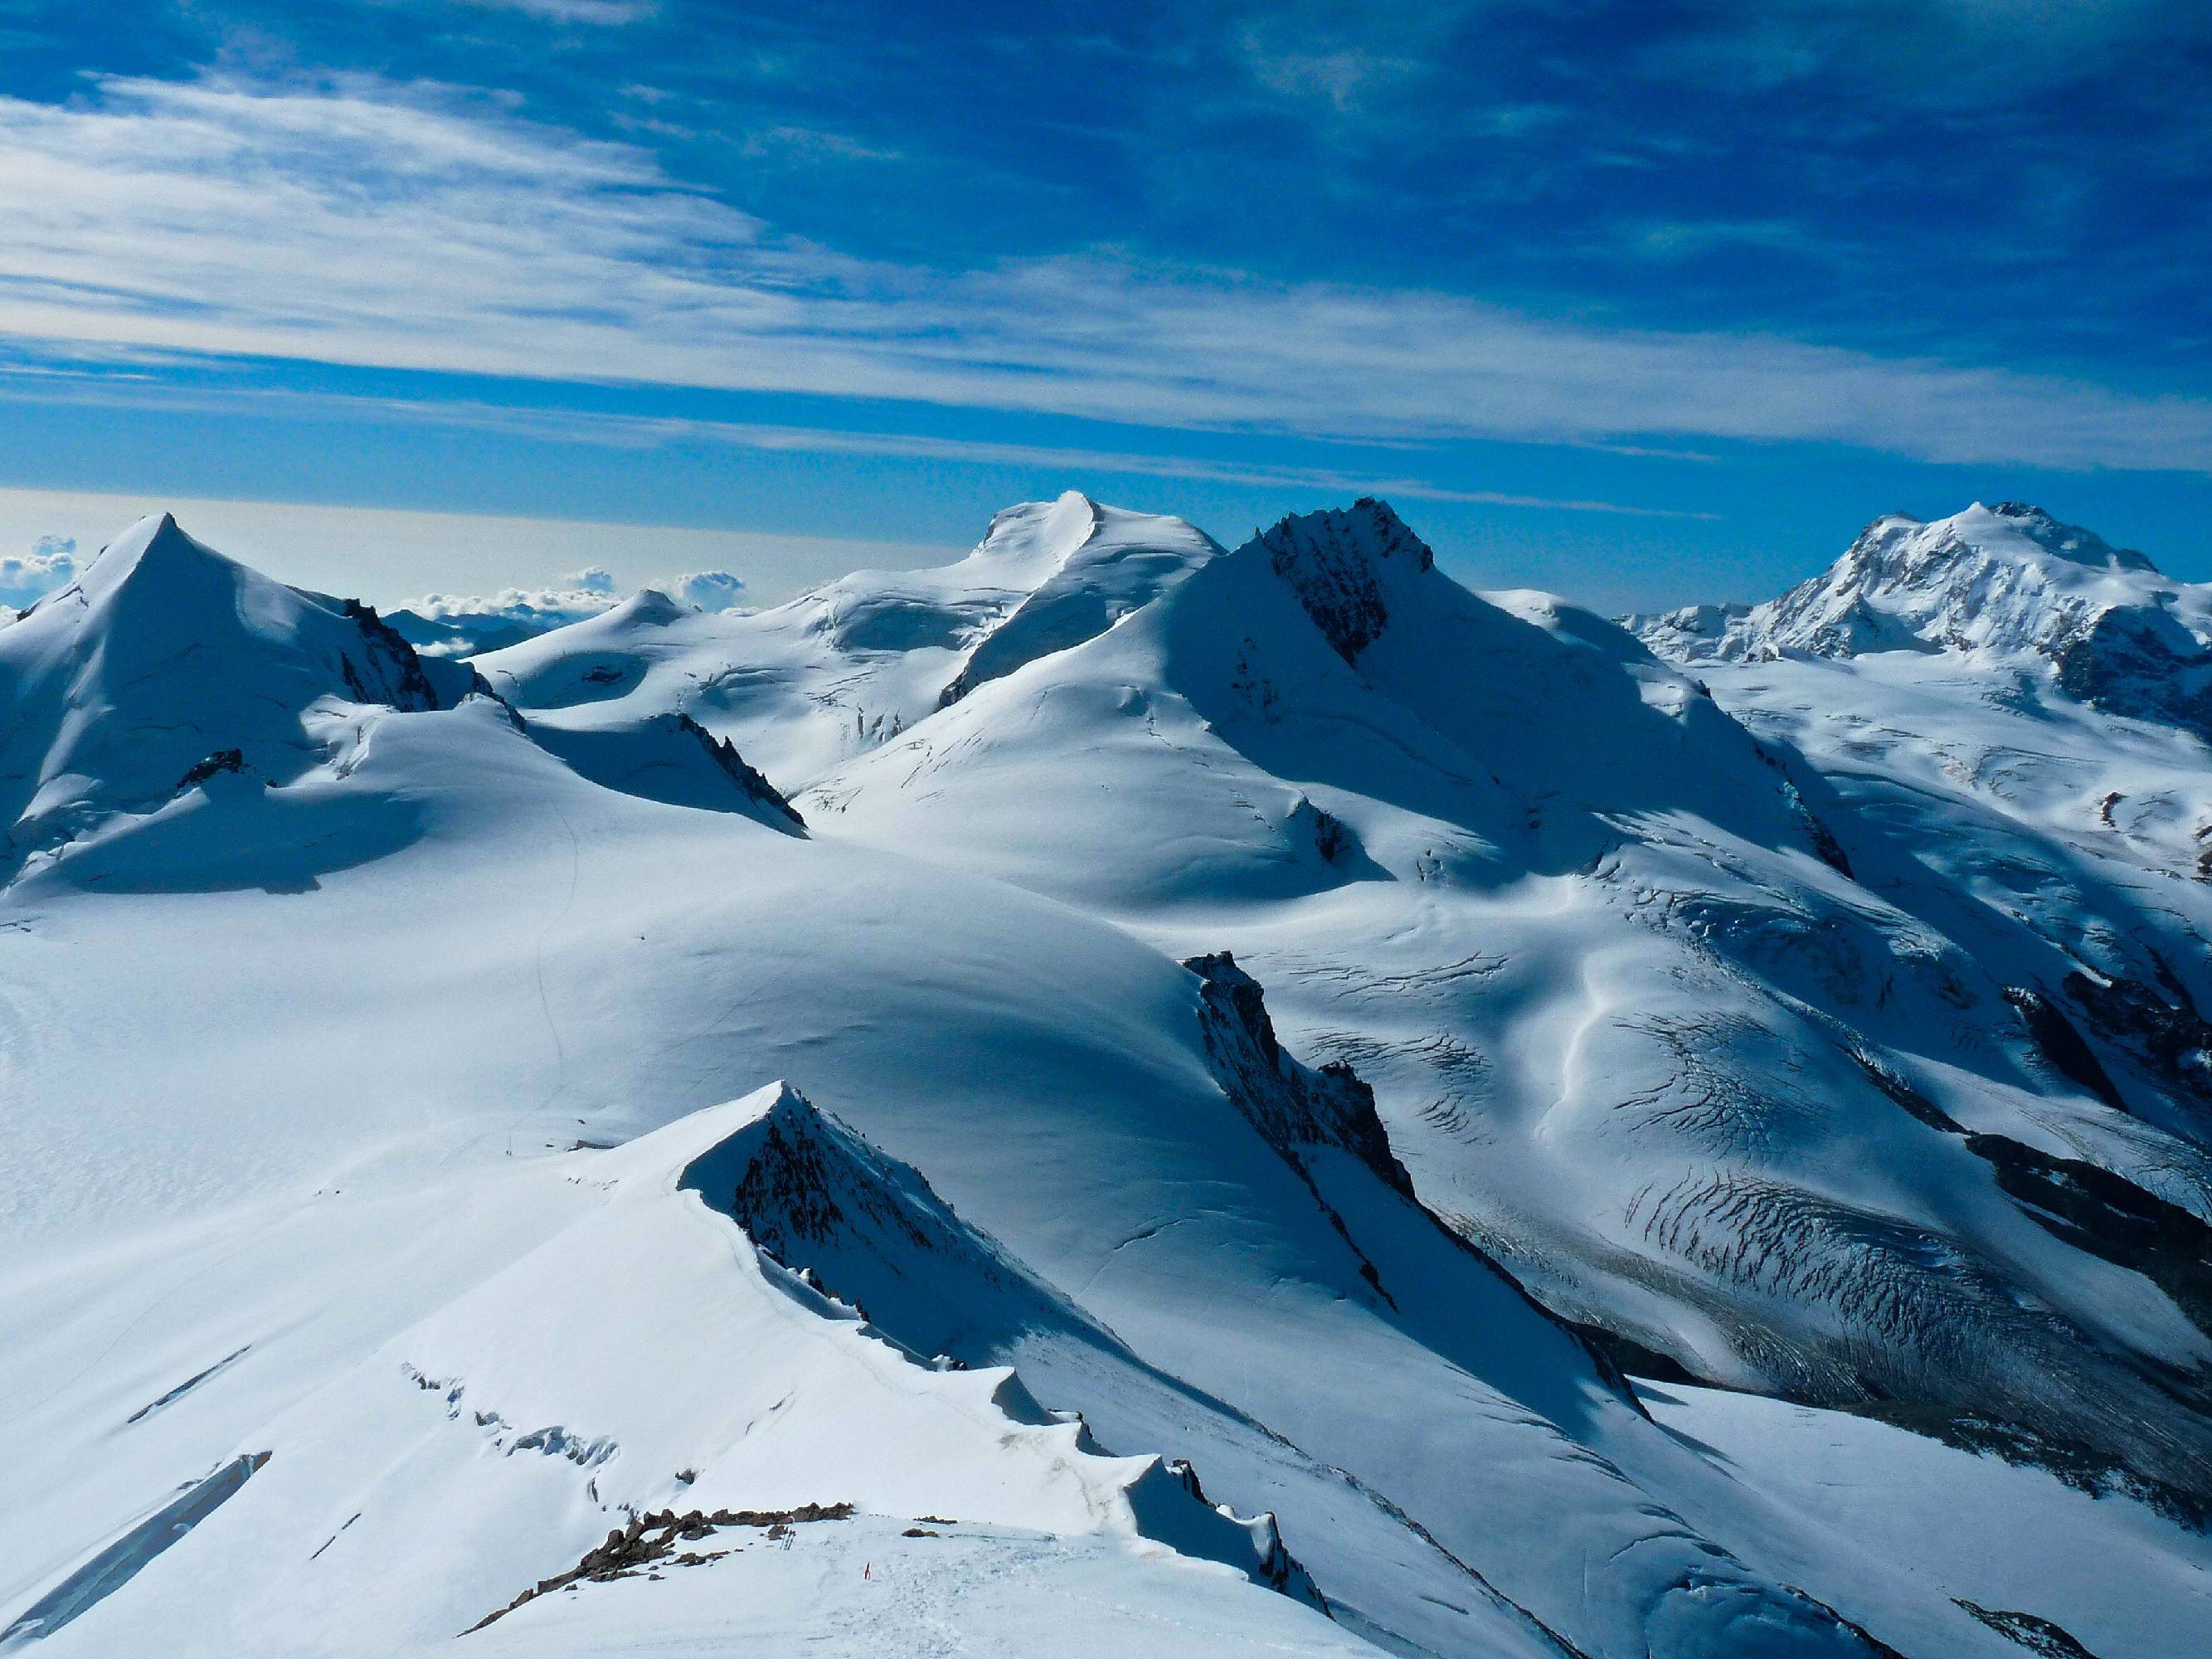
[77,512,238,604]
[1257,499,1434,572]
[1246,499,1437,664]
[0,512,459,871]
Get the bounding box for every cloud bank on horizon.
[389,562,748,653]
[0,1,2205,607]
[0,534,75,611]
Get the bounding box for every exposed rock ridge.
[1185,950,1414,1199]
[1183,950,1656,1412]
[679,712,807,830]
[1250,498,1434,664]
[336,597,449,711]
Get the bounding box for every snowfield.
[2,499,2210,1656]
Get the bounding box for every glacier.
[1,494,2208,1657]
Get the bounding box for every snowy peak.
[940,493,1219,704]
[1247,498,1435,664]
[1633,503,2212,738]
[72,510,201,601]
[59,512,449,712]
[1755,502,2179,663]
[607,586,688,628]
[963,489,1104,584]
[0,513,474,867]
[1975,501,2156,572]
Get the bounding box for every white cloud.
[450,0,655,23]
[402,564,745,625]
[658,569,746,609]
[393,562,748,651]
[0,367,1719,518]
[0,74,2206,474]
[401,578,621,627]
[0,533,76,607]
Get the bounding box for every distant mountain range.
[2,493,2208,1658]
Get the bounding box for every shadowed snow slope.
[5,506,2210,1658]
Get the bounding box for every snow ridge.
[13,497,2212,1659]
[941,492,1219,705]
[676,1083,1330,1609]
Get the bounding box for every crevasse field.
[3,495,2210,1658]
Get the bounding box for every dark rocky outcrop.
[1185,951,1414,1200]
[2052,606,2212,743]
[174,748,248,792]
[1252,498,1432,664]
[2002,987,2126,1111]
[1953,1598,2104,1658]
[464,1502,857,1632]
[338,597,449,711]
[1962,1131,2212,1341]
[681,713,807,830]
[2061,971,2212,1127]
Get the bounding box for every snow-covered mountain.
[1629,501,2212,742]
[4,500,2210,1658]
[476,491,1220,791]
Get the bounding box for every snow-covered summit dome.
[1631,500,2212,739]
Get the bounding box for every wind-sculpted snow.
[938,493,1220,705]
[7,500,2212,1657]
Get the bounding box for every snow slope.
[704,499,2212,1517]
[5,504,2210,1657]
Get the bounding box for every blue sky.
[1,0,2209,610]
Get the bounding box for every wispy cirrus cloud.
[0,368,1720,518]
[0,73,2208,474]
[450,0,656,24]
